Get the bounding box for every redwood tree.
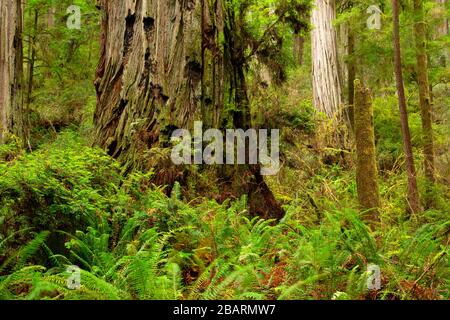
[311,0,342,117]
[93,0,310,218]
[0,0,25,143]
[93,0,204,166]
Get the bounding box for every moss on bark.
[354,80,380,219]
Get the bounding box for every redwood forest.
[0,0,449,301]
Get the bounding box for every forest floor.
[0,66,449,300]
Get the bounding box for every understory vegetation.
[1,110,448,300]
[0,0,449,301]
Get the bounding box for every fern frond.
[0,231,50,273]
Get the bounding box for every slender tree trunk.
[392,0,421,214]
[26,9,38,110]
[347,29,356,130]
[0,3,7,138]
[435,0,448,37]
[0,0,25,143]
[435,0,448,66]
[311,0,342,117]
[413,0,436,208]
[293,35,305,65]
[354,80,380,219]
[47,6,55,28]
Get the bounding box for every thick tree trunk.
[392,0,421,214]
[94,0,203,170]
[311,0,342,118]
[93,0,284,219]
[354,80,380,218]
[0,0,25,143]
[413,0,436,208]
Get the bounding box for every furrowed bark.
[0,0,25,144]
[93,0,284,219]
[311,0,342,118]
[94,0,203,171]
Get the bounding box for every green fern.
[0,231,50,274]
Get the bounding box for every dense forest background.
[0,0,449,300]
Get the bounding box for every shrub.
[0,131,123,247]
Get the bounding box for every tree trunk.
[311,0,342,118]
[354,80,380,218]
[392,0,421,214]
[26,9,38,110]
[0,0,25,143]
[47,6,56,28]
[222,4,283,219]
[347,29,356,131]
[434,0,448,66]
[94,0,204,170]
[93,0,284,219]
[435,0,448,37]
[293,35,305,65]
[413,0,436,208]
